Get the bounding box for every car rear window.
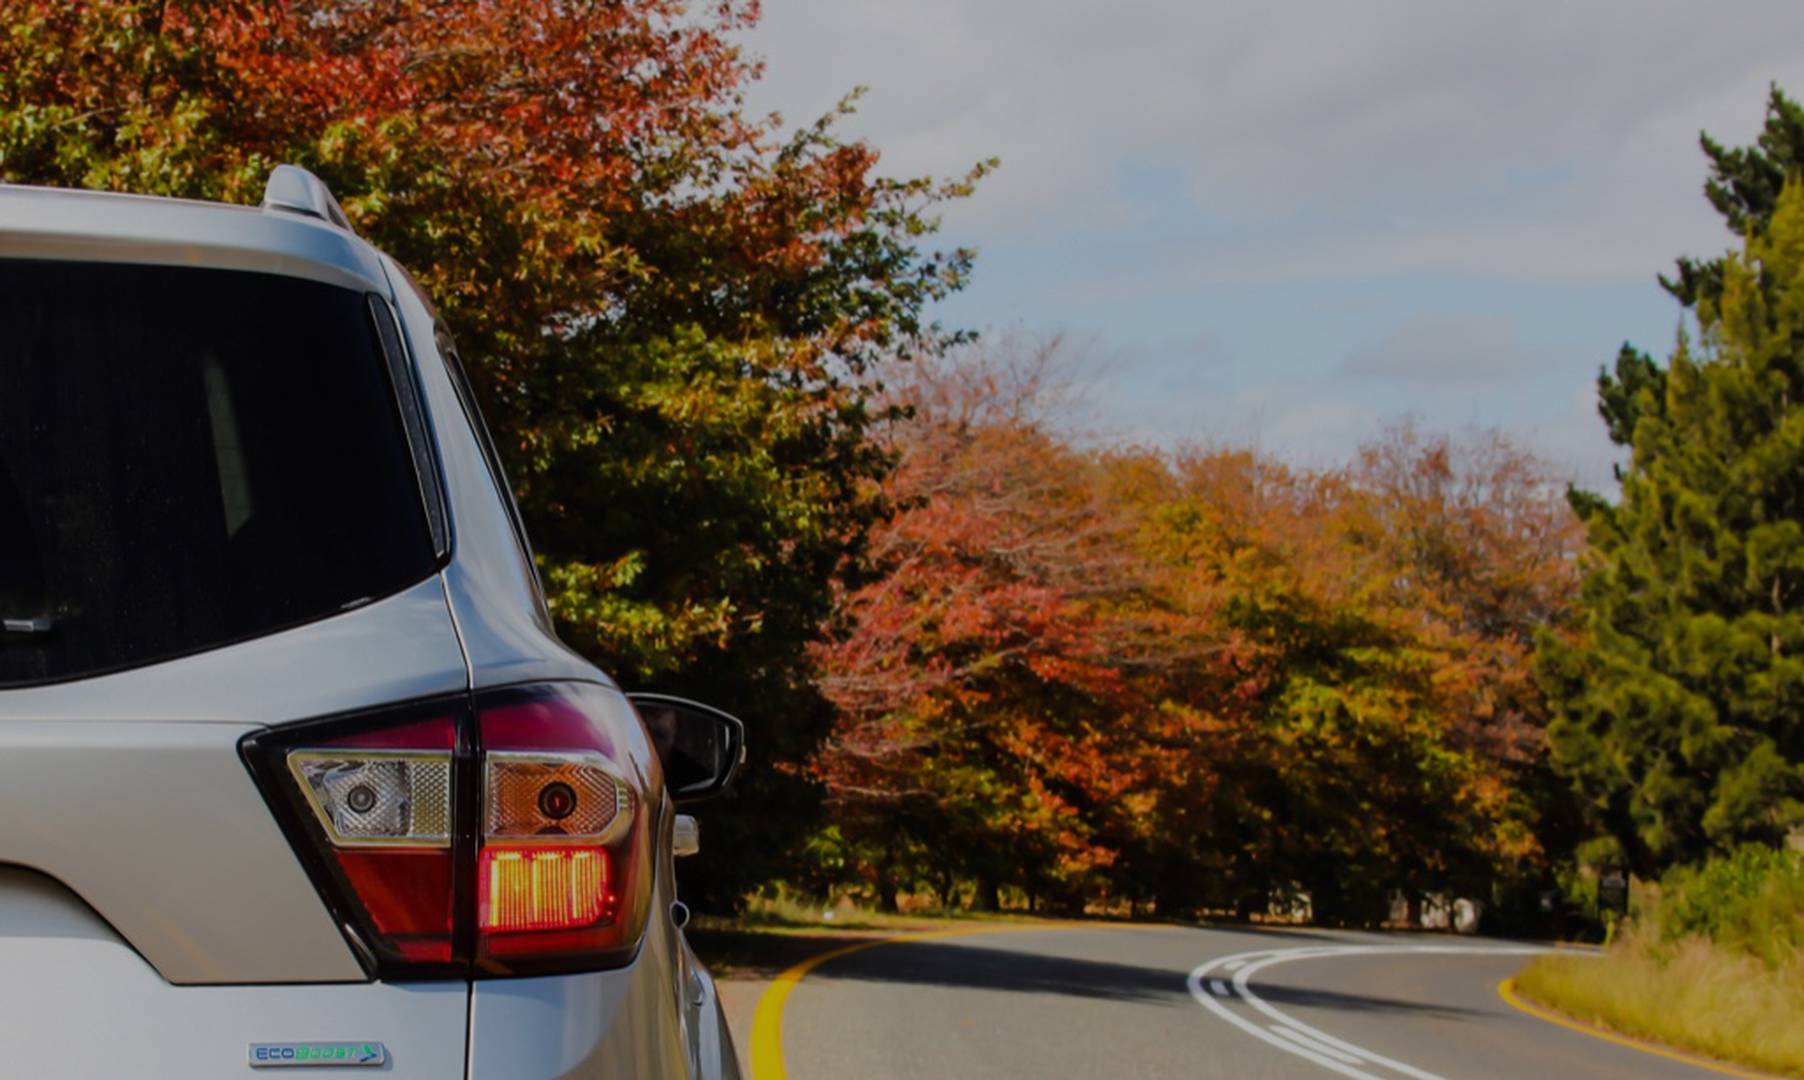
[0,260,439,687]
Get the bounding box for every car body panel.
[0,868,468,1078]
[382,258,608,692]
[0,576,467,724]
[469,872,689,1079]
[0,184,390,295]
[0,578,469,984]
[0,718,366,984]
[685,939,744,1080]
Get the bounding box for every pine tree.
[1663,85,1804,308]
[1582,87,1804,478]
[1538,185,1804,874]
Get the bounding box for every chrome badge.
[248,1043,387,1068]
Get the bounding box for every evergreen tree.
[1538,185,1804,874]
[1664,85,1804,308]
[1583,87,1804,482]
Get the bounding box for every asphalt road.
[747,924,1732,1079]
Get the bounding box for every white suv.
[0,166,743,1078]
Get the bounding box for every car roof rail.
[260,164,353,231]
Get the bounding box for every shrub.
[1653,845,1804,970]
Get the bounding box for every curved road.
[733,924,1743,1079]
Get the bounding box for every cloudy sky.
[743,2,1804,489]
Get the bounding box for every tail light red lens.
[240,682,656,980]
[478,846,610,931]
[240,703,461,974]
[474,684,653,974]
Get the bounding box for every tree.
[1664,85,1804,308]
[1538,184,1804,875]
[810,343,1189,911]
[0,0,987,905]
[1159,432,1577,924]
[1350,425,1581,763]
[1591,86,1803,479]
[1345,425,1587,917]
[811,343,1580,923]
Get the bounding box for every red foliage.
[809,345,1584,917]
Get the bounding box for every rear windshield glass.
[0,260,437,687]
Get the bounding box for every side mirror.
[625,693,747,805]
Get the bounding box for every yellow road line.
[1496,977,1773,1080]
[748,921,1095,1080]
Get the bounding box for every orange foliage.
[810,345,1583,920]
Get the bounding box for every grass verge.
[1514,927,1804,1077]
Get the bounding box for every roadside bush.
[1653,845,1804,970]
[1515,846,1804,1077]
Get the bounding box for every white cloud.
[746,0,1804,283]
[1083,374,1381,468]
[743,1,1800,482]
[1264,398,1379,464]
[1343,312,1545,384]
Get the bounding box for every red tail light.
[240,682,656,980]
[479,846,610,931]
[474,684,652,974]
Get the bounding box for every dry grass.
[1515,925,1804,1078]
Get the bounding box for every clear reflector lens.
[289,751,452,847]
[478,846,612,931]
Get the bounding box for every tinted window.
[0,260,438,686]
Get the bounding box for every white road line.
[1210,979,1231,997]
[1187,943,1552,1079]
[1233,956,1448,1080]
[1271,1024,1367,1065]
[1187,957,1387,1080]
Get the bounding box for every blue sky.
[745,2,1804,490]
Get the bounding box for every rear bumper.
[468,899,723,1078]
[1,867,735,1079]
[472,967,681,1078]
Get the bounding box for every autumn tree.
[1142,433,1579,924]
[1343,426,1586,914]
[1539,184,1804,875]
[811,343,1189,911]
[812,341,1582,924]
[0,0,986,903]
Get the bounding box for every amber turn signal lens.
[484,751,629,841]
